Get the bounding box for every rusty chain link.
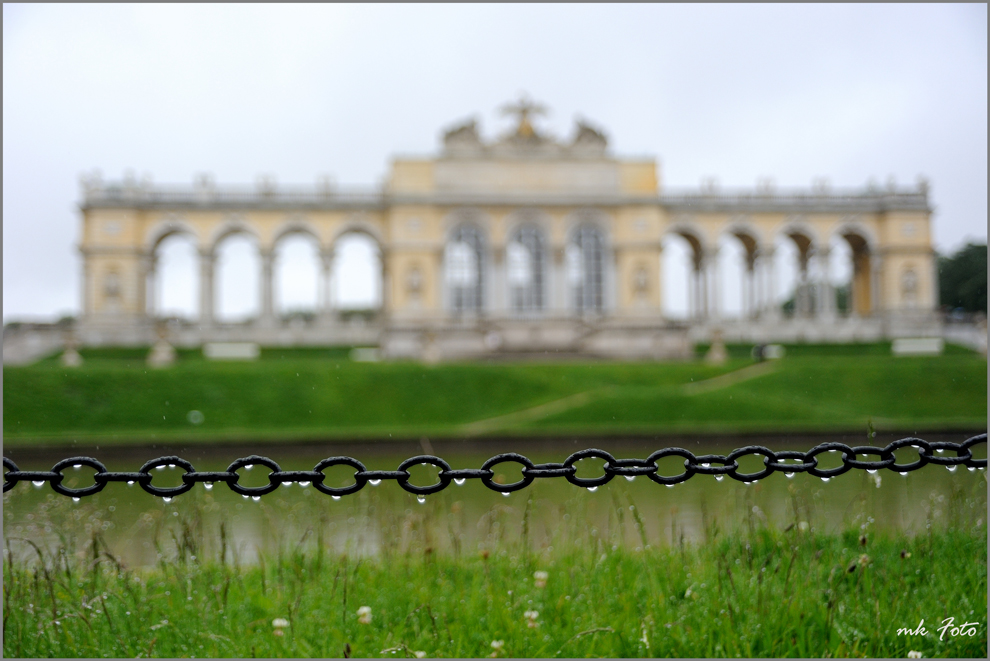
[3,434,985,499]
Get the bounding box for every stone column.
[815,247,835,320]
[380,248,390,316]
[319,249,335,323]
[870,253,883,316]
[81,253,93,318]
[552,246,567,317]
[198,250,214,326]
[259,249,275,326]
[705,248,720,321]
[760,248,780,320]
[492,245,506,315]
[142,254,156,318]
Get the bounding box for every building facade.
[75,100,939,360]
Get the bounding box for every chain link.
[4,434,985,499]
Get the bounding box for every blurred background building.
[53,97,943,361]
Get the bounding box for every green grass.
[3,344,986,445]
[3,527,985,658]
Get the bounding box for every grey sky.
[3,4,986,321]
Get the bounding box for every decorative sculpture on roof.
[500,93,548,141]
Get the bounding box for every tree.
[938,243,987,313]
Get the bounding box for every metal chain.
[3,434,985,499]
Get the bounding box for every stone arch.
[662,221,707,320]
[211,217,263,322]
[775,217,819,317]
[718,221,763,319]
[144,216,200,320]
[330,218,386,313]
[331,214,386,250]
[145,215,200,253]
[209,215,262,257]
[272,216,323,319]
[272,215,324,252]
[831,218,876,315]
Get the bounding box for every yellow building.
[76,98,938,360]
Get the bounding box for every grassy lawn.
[2,344,986,446]
[3,526,985,658]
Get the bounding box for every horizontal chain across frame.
[3,434,985,500]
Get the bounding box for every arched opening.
[828,234,853,315]
[152,233,199,320]
[445,224,485,315]
[568,225,606,314]
[506,225,546,315]
[837,231,873,315]
[332,232,382,312]
[662,230,704,320]
[661,233,699,320]
[774,230,814,317]
[273,232,321,322]
[214,233,261,323]
[717,232,758,319]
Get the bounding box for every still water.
[4,434,985,568]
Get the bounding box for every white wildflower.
[272,618,289,629]
[414,652,426,658]
[491,640,504,650]
[798,521,809,532]
[534,570,548,588]
[907,652,922,659]
[357,606,372,624]
[524,610,539,628]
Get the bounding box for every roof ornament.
[500,93,548,140]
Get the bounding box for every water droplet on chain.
[127,481,135,486]
[715,475,724,482]
[744,482,752,486]
[785,473,795,479]
[251,496,261,502]
[332,495,341,501]
[946,465,957,473]
[369,479,381,486]
[244,465,254,471]
[417,495,427,504]
[32,481,44,487]
[156,465,166,471]
[454,478,466,486]
[281,482,292,488]
[968,467,976,472]
[73,464,82,470]
[665,484,674,489]
[163,497,172,503]
[624,475,636,482]
[899,472,907,477]
[72,497,80,502]
[242,494,249,499]
[587,486,598,492]
[936,449,944,454]
[299,481,311,487]
[204,483,213,490]
[867,469,877,474]
[501,491,511,498]
[821,477,830,483]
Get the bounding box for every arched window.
[569,225,605,314]
[506,225,545,314]
[446,224,484,313]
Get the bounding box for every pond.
[4,433,986,569]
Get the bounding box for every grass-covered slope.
[2,344,986,446]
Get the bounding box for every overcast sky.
[3,4,986,321]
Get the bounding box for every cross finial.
[500,93,548,138]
